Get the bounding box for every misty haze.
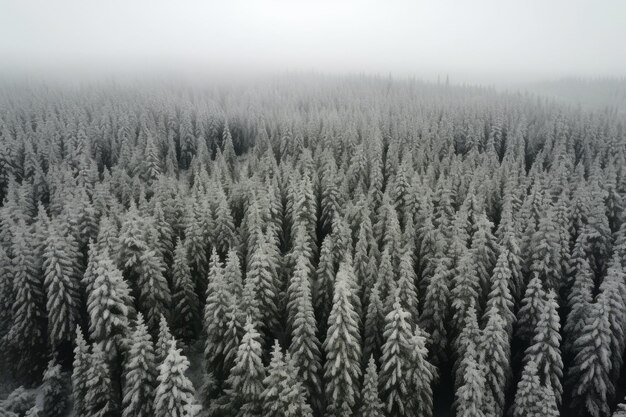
[1,2,626,417]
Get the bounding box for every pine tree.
[486,250,516,339]
[7,222,46,382]
[396,250,419,324]
[516,274,547,345]
[359,356,384,417]
[42,358,67,417]
[363,282,385,363]
[287,254,323,413]
[323,270,361,417]
[513,359,558,417]
[566,299,613,417]
[156,315,174,364]
[215,317,266,417]
[205,251,241,384]
[245,235,279,341]
[72,328,89,417]
[420,256,451,363]
[479,306,510,417]
[455,349,485,417]
[87,248,133,358]
[85,343,118,417]
[0,246,13,342]
[314,234,335,334]
[122,314,157,417]
[262,341,314,417]
[43,219,81,346]
[171,238,200,340]
[137,248,171,332]
[154,338,200,417]
[379,296,414,417]
[524,289,563,406]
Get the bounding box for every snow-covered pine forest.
[1,76,626,417]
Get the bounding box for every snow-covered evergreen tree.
[42,358,67,417]
[122,314,157,417]
[323,269,361,417]
[154,338,200,417]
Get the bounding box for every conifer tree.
[566,299,613,417]
[87,248,133,358]
[323,271,361,417]
[42,358,67,417]
[524,289,563,406]
[85,343,118,417]
[137,248,171,332]
[455,346,486,417]
[364,282,385,363]
[420,256,451,363]
[72,328,89,417]
[479,306,510,417]
[314,234,335,333]
[379,296,414,417]
[486,250,516,339]
[205,250,241,383]
[287,255,323,412]
[43,219,81,346]
[245,235,279,340]
[154,338,200,417]
[122,314,157,417]
[156,315,174,364]
[262,341,314,417]
[215,317,266,417]
[7,222,46,382]
[360,356,384,417]
[513,359,559,417]
[516,274,547,344]
[171,238,200,340]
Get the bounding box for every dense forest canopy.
[1,75,626,417]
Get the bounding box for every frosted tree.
[566,299,613,417]
[360,356,384,417]
[455,347,486,417]
[286,254,323,413]
[43,219,81,346]
[486,249,515,339]
[171,238,200,340]
[524,289,563,406]
[396,250,419,323]
[7,222,46,382]
[87,248,133,358]
[136,248,171,332]
[420,256,451,363]
[323,270,362,417]
[479,306,510,416]
[122,314,157,417]
[262,341,314,417]
[154,338,200,417]
[314,234,335,334]
[72,328,89,417]
[42,359,67,417]
[85,343,118,417]
[516,274,547,345]
[513,359,558,417]
[363,282,385,363]
[0,246,12,341]
[205,250,241,384]
[451,251,481,333]
[245,234,279,341]
[379,296,414,417]
[155,315,174,364]
[214,317,266,417]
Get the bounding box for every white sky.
[1,0,625,82]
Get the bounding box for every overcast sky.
[1,0,625,83]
